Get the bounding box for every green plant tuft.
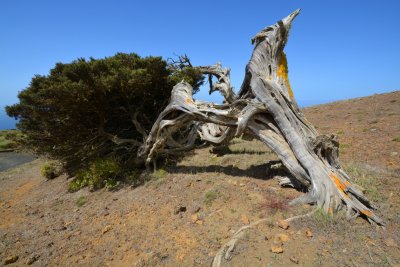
[312,207,334,227]
[75,196,87,207]
[0,130,24,150]
[41,161,63,180]
[68,158,119,192]
[204,190,220,206]
[151,169,167,180]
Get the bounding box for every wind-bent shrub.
[6,53,203,178]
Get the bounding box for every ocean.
[0,109,17,130]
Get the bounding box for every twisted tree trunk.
[137,9,383,225]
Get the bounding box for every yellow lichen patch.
[277,52,294,100]
[328,207,333,215]
[185,98,193,104]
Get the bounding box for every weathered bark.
[137,10,383,225]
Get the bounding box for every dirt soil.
[1,91,399,266]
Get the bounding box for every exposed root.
[211,218,269,267]
[284,209,318,223]
[212,210,318,267]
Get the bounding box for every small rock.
[306,229,313,238]
[26,255,39,265]
[191,214,203,225]
[290,256,299,264]
[274,233,289,242]
[277,219,289,230]
[102,225,112,235]
[239,183,245,187]
[174,205,187,214]
[384,238,398,247]
[271,245,283,253]
[390,152,398,156]
[191,214,198,223]
[241,214,250,225]
[4,255,19,265]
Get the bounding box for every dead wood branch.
[138,9,383,225]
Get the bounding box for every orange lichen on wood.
[329,172,350,199]
[185,98,193,104]
[277,52,294,100]
[361,209,373,217]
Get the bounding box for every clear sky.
[1,0,399,129]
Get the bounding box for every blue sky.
[1,0,399,129]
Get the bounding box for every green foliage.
[104,179,120,190]
[41,161,63,179]
[0,130,24,150]
[75,196,87,207]
[204,190,220,206]
[344,163,382,202]
[124,169,143,186]
[392,136,400,142]
[147,169,168,186]
[68,158,119,192]
[6,53,203,174]
[151,169,167,180]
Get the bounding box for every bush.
[68,158,120,192]
[41,161,63,180]
[6,53,203,175]
[0,130,24,150]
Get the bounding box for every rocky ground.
[0,91,399,266]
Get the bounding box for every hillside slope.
[1,91,399,266]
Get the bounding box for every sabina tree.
[6,53,203,177]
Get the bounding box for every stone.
[102,225,112,235]
[290,256,299,264]
[241,214,250,225]
[4,255,19,265]
[306,229,313,238]
[195,219,204,225]
[191,214,198,223]
[277,219,289,229]
[26,255,39,265]
[271,245,283,253]
[274,233,289,242]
